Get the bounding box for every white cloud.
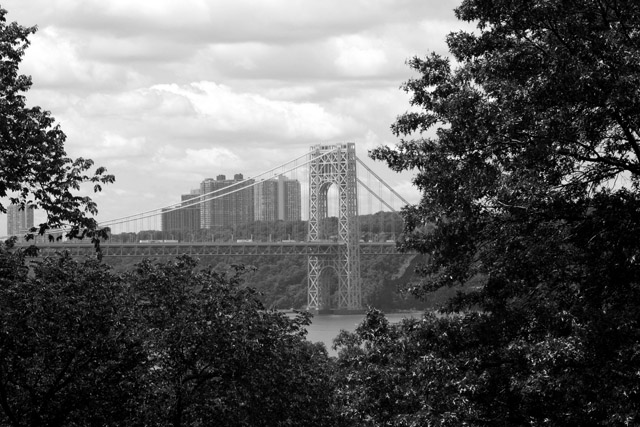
[18,0,457,43]
[21,28,118,89]
[84,133,149,160]
[333,35,389,77]
[262,85,317,101]
[0,0,470,226]
[150,146,241,175]
[79,88,196,118]
[150,81,359,139]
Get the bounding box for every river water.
[303,311,423,357]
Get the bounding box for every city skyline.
[0,0,473,236]
[162,173,301,237]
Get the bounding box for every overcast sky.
[1,0,472,236]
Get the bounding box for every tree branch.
[611,110,640,168]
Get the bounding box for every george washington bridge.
[13,143,414,313]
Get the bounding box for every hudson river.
[304,312,423,357]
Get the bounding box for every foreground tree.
[365,0,640,424]
[334,310,487,426]
[0,248,340,426]
[128,256,338,427]
[0,7,113,244]
[0,246,146,426]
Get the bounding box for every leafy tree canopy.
[366,0,640,424]
[0,7,114,244]
[128,256,338,427]
[0,248,146,426]
[0,248,340,426]
[373,0,640,312]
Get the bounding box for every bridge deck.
[14,241,404,258]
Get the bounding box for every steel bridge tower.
[307,143,362,312]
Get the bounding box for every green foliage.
[0,8,114,247]
[0,246,146,426]
[0,248,339,426]
[335,303,640,426]
[366,0,640,424]
[128,256,337,426]
[334,310,486,426]
[104,252,427,311]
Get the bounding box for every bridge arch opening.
[317,181,340,241]
[318,265,339,309]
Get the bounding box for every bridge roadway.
[18,241,403,258]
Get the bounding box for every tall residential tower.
[254,175,301,222]
[7,204,34,240]
[161,190,201,237]
[200,174,254,229]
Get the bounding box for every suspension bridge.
[10,143,413,313]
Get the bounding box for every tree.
[0,245,146,426]
[368,0,640,424]
[128,256,338,427]
[334,309,489,426]
[0,7,114,245]
[0,246,342,426]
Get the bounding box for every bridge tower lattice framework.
[307,143,362,312]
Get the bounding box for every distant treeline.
[105,251,467,312]
[108,211,404,243]
[104,213,463,311]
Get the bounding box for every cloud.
[12,0,471,98]
[144,81,360,140]
[20,28,132,91]
[78,88,197,118]
[261,85,317,101]
[333,35,389,77]
[81,133,149,160]
[51,81,359,143]
[0,0,469,226]
[9,0,462,43]
[150,146,241,176]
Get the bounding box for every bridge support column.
[307,143,362,312]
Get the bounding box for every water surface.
[304,312,423,356]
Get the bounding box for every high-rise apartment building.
[254,175,301,222]
[254,179,279,221]
[161,190,201,236]
[279,176,302,221]
[200,174,254,229]
[7,203,34,239]
[166,173,299,236]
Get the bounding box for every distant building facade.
[254,175,301,222]
[7,204,34,239]
[165,173,300,236]
[279,176,302,221]
[200,174,254,229]
[161,190,201,236]
[254,179,279,221]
